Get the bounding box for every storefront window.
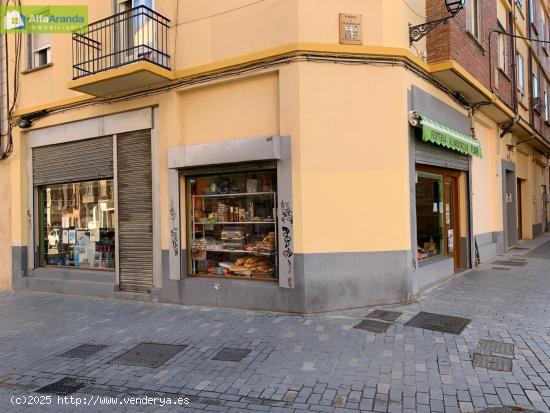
[39,180,116,270]
[187,169,278,281]
[416,171,444,262]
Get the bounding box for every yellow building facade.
[0,0,548,312]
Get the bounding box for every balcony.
[69,6,173,97]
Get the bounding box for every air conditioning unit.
[532,96,545,113]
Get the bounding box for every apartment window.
[517,53,525,94]
[533,73,539,99]
[466,0,481,39]
[26,33,51,70]
[545,90,549,121]
[116,0,153,12]
[529,0,535,24]
[498,23,508,73]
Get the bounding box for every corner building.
[1,0,549,312]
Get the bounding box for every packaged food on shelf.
[192,238,207,260]
[188,169,278,280]
[221,227,246,240]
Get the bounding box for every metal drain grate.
[36,377,86,395]
[111,343,186,368]
[472,353,513,372]
[212,348,251,362]
[492,260,527,267]
[492,267,511,271]
[59,344,108,359]
[477,339,514,356]
[405,312,471,335]
[365,309,402,322]
[354,319,391,333]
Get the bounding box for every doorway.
[517,178,523,240]
[542,185,548,233]
[415,166,461,270]
[503,165,518,249]
[444,176,460,269]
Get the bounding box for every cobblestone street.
[1,237,550,413]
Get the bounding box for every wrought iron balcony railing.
[72,5,170,80]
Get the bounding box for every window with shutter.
[27,33,51,70]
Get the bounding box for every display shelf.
[205,248,275,256]
[194,221,275,225]
[192,192,275,198]
[190,273,276,282]
[189,172,278,281]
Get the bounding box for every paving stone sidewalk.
[0,237,550,412]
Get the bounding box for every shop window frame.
[415,164,462,268]
[37,179,117,272]
[182,162,280,283]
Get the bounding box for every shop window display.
[187,169,278,281]
[39,180,116,270]
[416,171,444,262]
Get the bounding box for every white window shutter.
[32,33,50,52]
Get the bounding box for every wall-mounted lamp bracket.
[409,0,464,46]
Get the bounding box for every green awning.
[411,112,483,158]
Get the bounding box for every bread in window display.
[230,257,274,275]
[256,232,276,252]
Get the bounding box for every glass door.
[443,176,459,269]
[542,185,548,233]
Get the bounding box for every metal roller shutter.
[415,138,469,171]
[117,130,153,293]
[32,136,114,185]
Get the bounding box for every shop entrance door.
[443,176,460,269]
[517,179,523,240]
[542,185,548,233]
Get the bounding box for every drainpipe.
[510,9,518,113]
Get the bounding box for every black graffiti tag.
[169,200,179,256]
[282,226,293,276]
[281,200,293,225]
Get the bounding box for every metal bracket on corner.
[409,17,451,46]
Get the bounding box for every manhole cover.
[36,377,86,395]
[492,260,527,267]
[365,309,402,322]
[472,353,513,372]
[111,343,186,368]
[405,312,470,335]
[477,339,514,356]
[492,267,511,271]
[59,344,108,359]
[354,319,391,333]
[212,348,251,362]
[479,407,543,412]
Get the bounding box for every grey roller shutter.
[33,136,114,185]
[117,130,153,293]
[415,138,469,171]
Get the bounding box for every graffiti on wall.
[26,210,32,232]
[169,200,179,256]
[280,200,293,287]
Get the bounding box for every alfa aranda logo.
[1,5,88,33]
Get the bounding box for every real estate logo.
[0,5,88,34]
[5,9,25,30]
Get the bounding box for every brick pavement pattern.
[1,238,550,412]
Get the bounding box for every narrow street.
[0,237,549,412]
